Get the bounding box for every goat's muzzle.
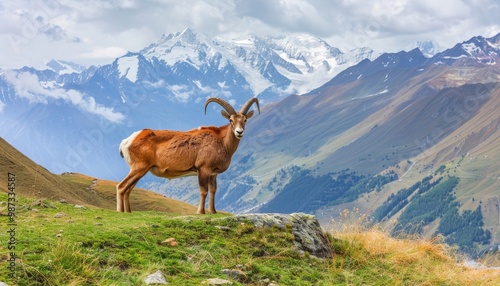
[235,129,244,139]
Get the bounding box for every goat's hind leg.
[116,167,149,212]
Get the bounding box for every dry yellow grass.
[330,209,500,285]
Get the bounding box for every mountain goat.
[117,97,260,213]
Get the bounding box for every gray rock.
[144,270,167,285]
[221,269,247,282]
[28,199,56,209]
[0,282,10,286]
[202,278,233,285]
[215,226,231,231]
[234,213,332,258]
[54,212,67,218]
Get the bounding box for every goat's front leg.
[197,169,211,214]
[208,175,217,214]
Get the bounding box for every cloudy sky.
[0,0,499,69]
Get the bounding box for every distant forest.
[260,166,398,214]
[260,164,491,256]
[374,175,490,256]
[258,163,490,256]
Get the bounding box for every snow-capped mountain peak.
[434,33,500,65]
[140,27,217,67]
[46,59,86,75]
[134,28,379,99]
[405,40,442,58]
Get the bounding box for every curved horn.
[239,97,260,115]
[204,97,236,115]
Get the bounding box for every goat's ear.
[246,110,255,120]
[221,110,231,119]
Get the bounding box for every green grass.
[1,194,499,285]
[0,193,330,285]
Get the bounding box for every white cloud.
[143,79,165,88]
[197,84,232,99]
[78,46,127,59]
[0,100,4,112]
[169,84,192,103]
[0,0,498,68]
[169,82,233,103]
[3,70,124,123]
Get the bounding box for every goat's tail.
[119,130,142,164]
[119,139,126,159]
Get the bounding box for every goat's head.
[205,97,260,139]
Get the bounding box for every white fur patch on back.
[189,126,203,131]
[119,130,142,165]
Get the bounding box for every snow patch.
[193,80,202,89]
[361,89,389,99]
[486,39,500,50]
[462,42,480,55]
[443,55,468,60]
[117,56,139,83]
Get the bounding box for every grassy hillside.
[59,173,197,214]
[0,137,197,214]
[1,193,499,285]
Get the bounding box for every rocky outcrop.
[234,213,332,259]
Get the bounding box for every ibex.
[117,97,260,213]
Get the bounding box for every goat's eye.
[244,119,247,122]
